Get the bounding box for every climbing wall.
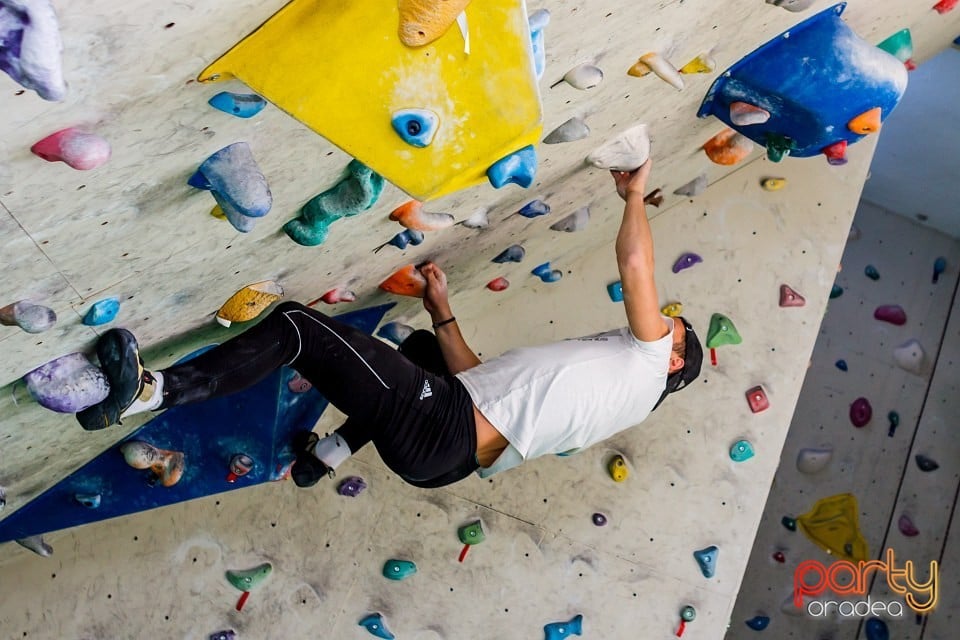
[2,0,960,638]
[727,199,960,639]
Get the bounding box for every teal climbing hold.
[730,440,754,462]
[82,297,120,326]
[284,160,384,246]
[782,516,797,532]
[830,284,843,299]
[225,562,272,591]
[607,281,623,302]
[865,264,880,280]
[458,520,486,545]
[693,545,719,578]
[208,92,267,118]
[359,613,396,639]
[544,614,583,640]
[745,615,770,631]
[487,145,537,189]
[765,133,796,162]
[382,559,417,581]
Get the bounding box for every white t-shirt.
[456,319,674,477]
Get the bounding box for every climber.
[73,159,702,488]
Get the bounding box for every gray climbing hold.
[673,174,707,197]
[493,244,525,263]
[461,208,489,229]
[585,123,650,171]
[16,535,52,557]
[796,448,833,474]
[24,352,111,413]
[0,300,56,333]
[553,63,603,89]
[544,117,590,144]
[766,0,815,11]
[549,207,590,232]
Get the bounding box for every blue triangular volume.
[0,303,395,544]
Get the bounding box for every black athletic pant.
[159,302,479,487]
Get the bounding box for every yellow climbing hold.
[680,54,715,74]
[398,0,472,47]
[661,302,683,317]
[608,455,628,482]
[216,281,284,328]
[797,493,869,562]
[627,58,652,77]
[211,205,226,220]
[761,177,787,191]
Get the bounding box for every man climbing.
[74,159,702,488]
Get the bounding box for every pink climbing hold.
[746,386,769,413]
[898,515,919,537]
[319,286,357,304]
[31,127,111,170]
[933,0,957,14]
[850,397,872,427]
[729,102,770,126]
[486,277,509,292]
[874,305,906,325]
[778,284,805,308]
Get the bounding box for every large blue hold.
[697,3,907,160]
[487,145,537,188]
[189,142,272,233]
[544,614,583,640]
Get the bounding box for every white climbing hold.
[796,447,833,474]
[543,117,590,144]
[673,173,708,197]
[893,339,925,374]
[0,300,56,333]
[461,207,489,229]
[585,123,650,171]
[555,63,603,90]
[549,207,590,232]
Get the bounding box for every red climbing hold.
[746,386,770,413]
[850,397,872,427]
[933,0,957,15]
[822,140,848,165]
[773,551,786,563]
[874,304,907,325]
[779,284,806,308]
[486,277,509,292]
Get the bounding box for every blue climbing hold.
[74,493,101,509]
[189,142,272,233]
[391,109,440,148]
[382,559,417,581]
[532,262,563,283]
[693,545,719,578]
[208,92,267,118]
[865,264,880,280]
[830,284,843,299]
[387,229,425,250]
[82,297,120,326]
[493,244,525,263]
[358,613,395,640]
[607,281,623,302]
[376,321,414,346]
[933,256,946,283]
[745,615,770,631]
[528,9,551,80]
[544,614,583,640]
[864,617,889,640]
[835,359,848,371]
[518,199,551,218]
[487,145,537,189]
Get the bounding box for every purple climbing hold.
[518,199,551,218]
[0,0,66,101]
[898,514,919,537]
[492,244,525,263]
[672,252,702,273]
[208,631,236,640]
[24,352,110,413]
[915,455,939,472]
[337,476,367,497]
[849,397,872,427]
[874,305,907,326]
[592,512,607,526]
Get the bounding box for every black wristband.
[432,316,456,329]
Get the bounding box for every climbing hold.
[553,63,603,90]
[766,0,815,11]
[359,612,395,640]
[285,160,384,246]
[898,514,919,537]
[288,373,312,393]
[608,455,628,482]
[337,476,367,497]
[380,264,428,297]
[933,0,958,15]
[915,454,939,472]
[745,616,770,631]
[830,284,844,299]
[458,520,486,545]
[693,545,719,578]
[822,140,848,166]
[893,339,925,374]
[24,352,110,413]
[226,453,254,482]
[318,287,357,305]
[0,0,65,100]
[730,102,770,126]
[492,244,525,263]
[528,9,550,80]
[781,516,797,532]
[487,145,537,188]
[391,108,440,148]
[849,397,872,427]
[865,616,889,640]
[549,207,590,232]
[189,142,272,233]
[772,551,786,563]
[644,188,664,207]
[208,91,267,118]
[377,321,415,345]
[518,200,551,218]
[487,277,510,292]
[16,535,53,557]
[216,281,283,327]
[382,559,417,581]
[74,493,101,509]
[226,562,272,611]
[864,264,880,280]
[585,123,650,171]
[661,302,682,317]
[397,0,471,47]
[676,605,696,636]
[208,630,236,640]
[380,229,426,251]
[672,253,702,273]
[745,386,769,413]
[761,133,796,162]
[835,359,848,371]
[628,52,683,90]
[543,614,583,640]
[531,262,562,283]
[31,128,111,170]
[887,411,899,437]
[461,208,489,229]
[591,513,607,527]
[543,117,591,144]
[779,284,805,308]
[607,281,623,302]
[796,448,833,474]
[932,257,947,283]
[706,313,742,348]
[82,297,120,326]
[761,177,786,191]
[703,129,754,165]
[673,174,707,197]
[0,300,56,333]
[730,439,755,462]
[874,304,906,325]
[120,440,185,487]
[797,493,869,561]
[877,29,914,67]
[680,54,715,74]
[0,486,4,512]
[848,107,882,134]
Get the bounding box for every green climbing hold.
[458,520,486,545]
[284,159,384,246]
[226,562,272,591]
[706,313,742,349]
[382,559,417,581]
[782,516,797,532]
[877,29,913,63]
[764,132,796,162]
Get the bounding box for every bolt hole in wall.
[728,47,960,640]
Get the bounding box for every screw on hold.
[830,284,843,299]
[835,359,848,371]
[864,616,889,640]
[898,514,919,537]
[672,252,702,273]
[745,386,769,413]
[729,439,755,462]
[382,559,417,581]
[864,265,880,280]
[543,614,583,640]
[932,257,946,283]
[849,397,872,428]
[608,455,628,482]
[782,516,797,532]
[887,411,899,437]
[676,605,696,636]
[772,551,785,563]
[458,520,485,562]
[915,455,939,472]
[591,513,607,526]
[693,545,719,578]
[745,615,770,631]
[359,612,396,640]
[226,453,254,482]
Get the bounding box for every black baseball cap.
[653,316,703,410]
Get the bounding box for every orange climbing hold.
[389,199,455,231]
[120,441,185,487]
[398,0,472,47]
[703,129,754,165]
[379,264,428,297]
[847,107,882,134]
[627,52,683,90]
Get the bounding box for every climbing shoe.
[291,430,332,488]
[75,328,145,431]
